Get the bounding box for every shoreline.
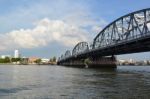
[0,63,57,65]
[0,63,149,66]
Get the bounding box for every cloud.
[0,13,107,51]
[63,11,107,31]
[0,0,107,52]
[0,0,93,33]
[0,18,90,51]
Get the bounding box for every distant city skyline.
[0,0,150,60]
[0,50,150,61]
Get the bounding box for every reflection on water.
[0,65,150,99]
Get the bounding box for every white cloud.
[0,18,89,50]
[0,1,107,51]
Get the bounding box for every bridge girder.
[72,42,89,56]
[64,50,71,59]
[93,8,150,49]
[60,54,64,60]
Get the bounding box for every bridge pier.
[58,55,117,68]
[58,58,85,68]
[87,55,117,68]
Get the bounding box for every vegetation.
[0,57,11,63]
[11,58,21,62]
[34,59,42,64]
[49,56,57,65]
[50,56,56,62]
[84,58,91,65]
[0,56,58,65]
[0,57,24,64]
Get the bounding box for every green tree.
[84,58,91,65]
[11,58,21,62]
[49,58,53,62]
[49,56,56,62]
[34,59,41,64]
[4,57,10,63]
[0,57,11,63]
[0,58,5,63]
[52,56,56,62]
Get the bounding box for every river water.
[0,65,150,99]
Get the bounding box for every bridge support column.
[87,55,117,68]
[58,55,117,68]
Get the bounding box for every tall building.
[14,50,20,58]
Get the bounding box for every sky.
[0,0,150,60]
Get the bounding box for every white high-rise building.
[14,50,20,58]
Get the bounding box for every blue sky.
[0,0,149,60]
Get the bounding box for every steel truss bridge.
[58,8,150,66]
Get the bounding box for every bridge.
[57,8,150,68]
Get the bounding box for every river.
[0,65,150,99]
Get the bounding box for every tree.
[84,58,91,65]
[49,58,53,62]
[49,56,57,62]
[0,57,11,63]
[4,57,10,63]
[11,58,21,62]
[34,59,41,64]
[52,56,56,62]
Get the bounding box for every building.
[21,57,29,65]
[1,55,11,59]
[14,50,20,58]
[28,57,39,64]
[118,59,126,65]
[41,58,49,64]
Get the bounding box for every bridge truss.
[58,8,150,62]
[93,8,150,49]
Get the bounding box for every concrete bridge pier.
[58,55,117,68]
[87,55,117,68]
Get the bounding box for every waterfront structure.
[41,58,49,64]
[58,8,150,68]
[1,55,11,59]
[118,59,150,66]
[20,57,29,65]
[28,57,39,64]
[14,50,20,58]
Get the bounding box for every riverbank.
[0,63,57,65]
